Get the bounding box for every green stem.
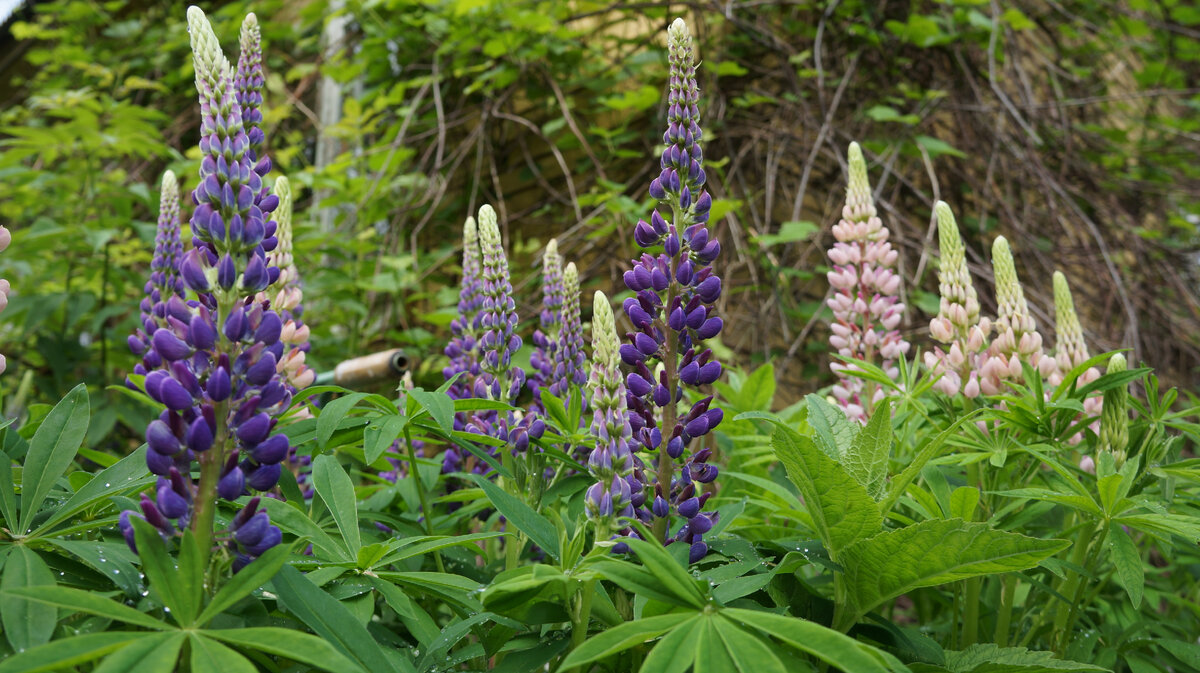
[650,244,680,546]
[189,292,235,570]
[404,426,444,573]
[571,579,596,654]
[962,462,982,646]
[1057,525,1108,653]
[1051,519,1098,652]
[994,574,1016,647]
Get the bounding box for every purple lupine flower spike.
[529,239,564,402]
[128,171,185,382]
[476,204,525,404]
[444,214,484,406]
[120,7,289,570]
[585,292,639,536]
[550,262,587,399]
[619,18,722,562]
[826,142,910,422]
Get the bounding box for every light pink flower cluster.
[826,142,909,421]
[259,177,314,391]
[975,236,1057,395]
[924,202,990,398]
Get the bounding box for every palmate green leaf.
[941,643,1108,672]
[41,538,140,595]
[623,533,708,608]
[93,632,185,673]
[1,585,170,631]
[205,627,364,673]
[0,632,147,673]
[130,517,193,626]
[772,423,882,557]
[261,497,345,560]
[839,519,1070,619]
[846,399,893,500]
[377,531,506,566]
[559,613,697,669]
[315,392,369,450]
[38,445,152,533]
[196,544,290,625]
[722,608,897,673]
[468,473,559,562]
[1115,513,1200,542]
[714,616,788,673]
[1106,522,1143,609]
[312,454,362,554]
[271,564,403,673]
[0,546,57,651]
[695,616,739,673]
[189,634,257,673]
[18,383,89,534]
[368,578,441,646]
[638,612,702,673]
[990,489,1101,517]
[409,388,455,434]
[879,410,986,516]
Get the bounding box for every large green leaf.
[196,544,290,625]
[469,473,559,562]
[1,585,170,631]
[271,564,402,673]
[312,454,361,554]
[130,517,192,626]
[0,546,58,651]
[845,399,893,499]
[38,445,152,533]
[364,414,409,465]
[559,613,697,669]
[722,608,896,673]
[773,423,881,556]
[879,410,985,515]
[0,632,146,673]
[205,628,363,673]
[941,644,1108,672]
[260,497,345,560]
[92,632,185,673]
[1106,522,1143,609]
[315,392,369,450]
[839,519,1070,618]
[18,383,89,533]
[695,616,738,673]
[188,634,257,673]
[638,613,702,673]
[805,394,858,460]
[713,616,788,673]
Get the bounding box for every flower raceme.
[585,291,638,531]
[924,201,990,398]
[825,142,910,421]
[976,236,1057,394]
[619,18,722,563]
[120,7,287,570]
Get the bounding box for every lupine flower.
[585,291,641,533]
[0,224,9,375]
[1051,271,1102,445]
[551,262,587,399]
[120,7,286,569]
[976,236,1056,395]
[475,204,525,404]
[1099,353,1129,466]
[444,215,484,406]
[923,201,990,398]
[529,239,564,402]
[825,142,910,421]
[262,176,314,391]
[128,171,186,381]
[619,18,722,563]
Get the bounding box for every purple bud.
[679,362,700,386]
[207,366,232,401]
[146,420,180,455]
[235,511,270,547]
[119,511,138,553]
[664,233,680,257]
[217,254,237,290]
[619,344,643,365]
[634,332,659,356]
[151,329,191,361]
[146,448,173,476]
[218,466,245,500]
[245,352,277,386]
[696,276,721,302]
[689,514,714,535]
[667,435,685,459]
[697,361,723,385]
[247,463,282,491]
[627,304,652,329]
[634,220,657,247]
[705,408,724,431]
[690,462,719,483]
[189,314,217,350]
[678,497,700,519]
[652,495,669,518]
[157,483,189,519]
[688,542,709,564]
[695,192,712,214]
[252,434,289,464]
[187,417,214,453]
[237,413,272,446]
[158,377,194,411]
[653,384,671,408]
[244,525,281,557]
[242,255,269,292]
[627,373,652,398]
[649,178,667,201]
[139,495,170,531]
[696,317,723,340]
[255,312,282,345]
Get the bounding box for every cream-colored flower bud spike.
[187,6,226,91]
[592,291,619,368]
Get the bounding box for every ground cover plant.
[0,5,1199,673]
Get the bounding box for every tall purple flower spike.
[120,8,285,570]
[551,262,588,400]
[444,214,484,409]
[128,170,186,382]
[619,18,722,564]
[529,239,564,403]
